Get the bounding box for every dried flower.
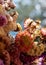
[24,18,33,29]
[0,50,10,65]
[41,28,46,36]
[15,30,34,53]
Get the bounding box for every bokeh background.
[10,0,46,36]
[13,0,46,28]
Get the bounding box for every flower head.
[15,30,34,53]
[0,59,4,65]
[0,14,8,26]
[41,28,46,36]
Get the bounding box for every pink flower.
[41,28,46,36]
[0,59,4,65]
[0,14,8,26]
[0,0,4,4]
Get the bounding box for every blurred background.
[13,0,46,27]
[10,0,46,37]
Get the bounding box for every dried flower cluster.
[14,18,46,65]
[0,0,22,65]
[0,0,46,65]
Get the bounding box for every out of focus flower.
[0,50,10,65]
[0,59,4,65]
[0,14,8,26]
[41,28,46,36]
[24,18,33,29]
[15,30,34,53]
[16,23,22,31]
[0,0,4,4]
[32,57,43,65]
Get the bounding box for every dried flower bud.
[31,22,36,27]
[10,11,15,16]
[16,23,22,31]
[35,20,41,24]
[5,2,9,8]
[9,16,13,22]
[24,18,33,29]
[13,11,19,21]
[41,28,46,36]
[5,6,11,11]
[8,2,15,8]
